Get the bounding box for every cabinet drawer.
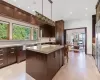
[0,63,4,67]
[8,47,16,53]
[0,58,3,63]
[7,47,17,65]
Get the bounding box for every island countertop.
[26,44,64,54]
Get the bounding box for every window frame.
[0,20,10,40]
[33,28,39,41]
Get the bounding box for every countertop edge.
[0,41,55,48]
[26,46,64,55]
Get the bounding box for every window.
[12,24,31,40]
[33,28,38,40]
[0,21,9,40]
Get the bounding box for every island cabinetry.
[26,46,64,80]
[0,48,8,68]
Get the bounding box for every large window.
[0,21,9,40]
[12,24,31,40]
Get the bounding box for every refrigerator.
[95,20,100,72]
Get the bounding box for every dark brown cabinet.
[0,48,8,68]
[26,48,64,80]
[40,24,55,37]
[7,47,17,65]
[14,8,27,22]
[0,46,26,69]
[0,4,14,17]
[55,20,64,45]
[17,46,26,63]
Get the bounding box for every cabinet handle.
[0,49,3,51]
[0,54,3,56]
[54,53,56,58]
[0,59,3,61]
[11,48,14,50]
[11,52,14,54]
[0,63,3,66]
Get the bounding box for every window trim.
[0,20,10,40]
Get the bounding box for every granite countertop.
[0,41,55,48]
[26,45,64,54]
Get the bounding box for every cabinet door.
[7,47,17,65]
[0,4,13,17]
[0,48,7,68]
[14,8,28,22]
[47,51,60,79]
[17,46,26,63]
[59,49,63,68]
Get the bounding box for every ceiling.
[3,0,98,21]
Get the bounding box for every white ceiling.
[3,0,98,21]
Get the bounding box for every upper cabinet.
[14,8,28,22]
[96,1,100,22]
[40,24,55,37]
[43,0,51,19]
[0,4,14,18]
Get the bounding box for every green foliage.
[0,23,8,40]
[13,24,30,40]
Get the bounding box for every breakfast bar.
[26,44,64,80]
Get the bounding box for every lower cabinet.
[0,48,8,68]
[7,47,17,65]
[0,46,26,69]
[47,50,63,80]
[17,46,26,63]
[26,48,64,80]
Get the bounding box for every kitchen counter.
[26,44,64,80]
[26,45,64,54]
[0,41,55,48]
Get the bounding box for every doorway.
[64,27,87,54]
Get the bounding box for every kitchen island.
[26,44,64,80]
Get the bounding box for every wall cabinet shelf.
[40,24,55,37]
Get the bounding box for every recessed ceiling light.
[28,6,30,9]
[32,10,34,12]
[85,14,87,16]
[70,12,72,14]
[85,8,88,10]
[13,0,16,2]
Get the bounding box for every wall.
[64,19,92,54]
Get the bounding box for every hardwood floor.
[53,52,100,80]
[0,51,100,80]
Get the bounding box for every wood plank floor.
[0,52,100,80]
[53,52,100,80]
